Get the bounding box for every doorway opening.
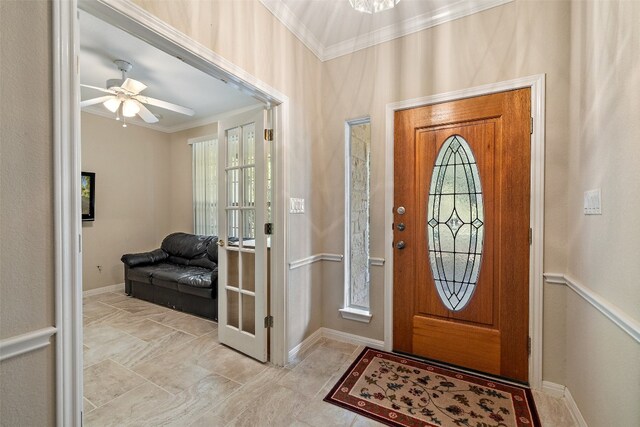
[54,1,290,424]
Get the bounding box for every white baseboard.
[0,326,57,361]
[564,386,588,427]
[541,380,566,398]
[287,328,324,361]
[288,327,384,361]
[83,283,125,297]
[541,381,588,426]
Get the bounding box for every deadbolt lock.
[397,206,406,215]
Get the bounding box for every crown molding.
[260,0,513,62]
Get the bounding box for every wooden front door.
[393,89,531,382]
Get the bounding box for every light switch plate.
[584,189,602,215]
[289,198,305,214]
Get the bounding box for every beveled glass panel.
[427,135,484,311]
[241,294,256,335]
[243,209,255,242]
[242,123,256,165]
[241,251,255,292]
[227,250,239,287]
[227,127,240,168]
[227,169,239,207]
[243,167,255,207]
[227,210,239,247]
[227,290,239,329]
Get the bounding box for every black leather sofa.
[121,232,219,320]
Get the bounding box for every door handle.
[396,241,406,250]
[217,239,225,247]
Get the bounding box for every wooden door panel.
[394,89,531,382]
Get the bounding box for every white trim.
[54,0,83,425]
[321,327,384,350]
[288,327,384,361]
[564,386,589,427]
[82,283,124,297]
[289,253,343,270]
[384,75,546,389]
[369,257,385,266]
[544,273,640,344]
[287,328,323,361]
[0,327,57,361]
[260,0,513,62]
[541,380,566,399]
[339,307,373,323]
[187,134,217,146]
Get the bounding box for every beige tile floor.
[83,291,577,426]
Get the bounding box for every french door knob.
[396,241,406,250]
[217,240,225,247]
[397,223,406,231]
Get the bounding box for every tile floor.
[83,291,577,426]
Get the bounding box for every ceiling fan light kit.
[80,59,195,128]
[349,0,400,14]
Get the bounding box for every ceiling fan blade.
[136,95,195,116]
[121,78,147,95]
[133,100,159,123]
[80,95,115,108]
[80,84,116,94]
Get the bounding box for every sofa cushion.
[126,265,155,284]
[177,272,212,288]
[167,256,190,266]
[161,233,214,259]
[189,256,216,270]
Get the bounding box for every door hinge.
[264,223,273,235]
[529,228,532,245]
[528,336,532,356]
[264,315,274,328]
[264,129,273,141]
[530,117,534,134]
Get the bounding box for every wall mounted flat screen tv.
[81,171,95,221]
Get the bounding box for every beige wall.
[168,122,218,233]
[81,113,172,291]
[0,0,56,425]
[132,0,326,349]
[564,1,640,425]
[320,0,571,383]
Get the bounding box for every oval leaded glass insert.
[427,135,484,311]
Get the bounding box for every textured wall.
[0,0,56,425]
[565,0,640,424]
[348,123,371,308]
[319,0,572,384]
[81,113,172,291]
[132,0,325,350]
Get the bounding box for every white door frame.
[384,75,546,389]
[53,0,290,424]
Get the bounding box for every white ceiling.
[79,10,262,133]
[259,0,512,61]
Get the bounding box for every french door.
[393,89,531,382]
[217,108,269,362]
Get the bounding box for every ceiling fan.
[80,59,195,125]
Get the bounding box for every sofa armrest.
[211,266,218,299]
[121,248,168,268]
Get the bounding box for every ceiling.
[259,0,512,61]
[79,10,262,133]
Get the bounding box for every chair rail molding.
[289,253,343,270]
[544,273,640,343]
[0,327,57,361]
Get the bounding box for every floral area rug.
[324,348,540,427]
